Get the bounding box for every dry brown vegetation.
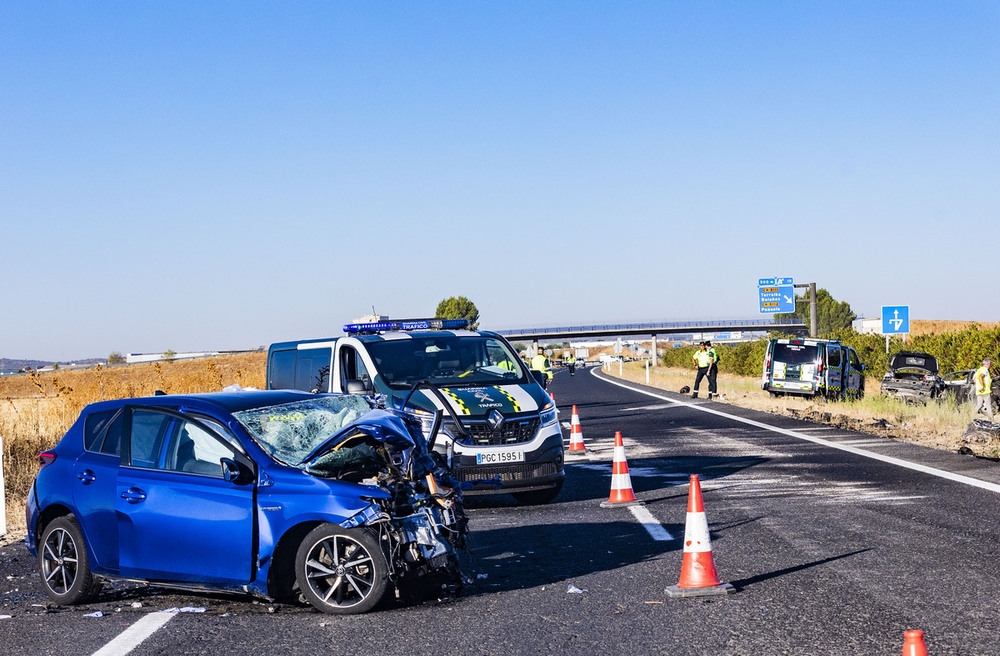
[910,319,999,337]
[1,352,266,532]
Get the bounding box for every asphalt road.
[3,365,1000,655]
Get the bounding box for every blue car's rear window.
[84,408,121,453]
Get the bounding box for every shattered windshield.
[233,396,372,464]
[365,335,525,389]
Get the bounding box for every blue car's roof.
[82,389,330,415]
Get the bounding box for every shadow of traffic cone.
[901,630,928,656]
[666,475,734,597]
[567,405,587,455]
[600,431,644,508]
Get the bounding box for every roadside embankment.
[600,361,993,459]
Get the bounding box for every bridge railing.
[494,317,801,336]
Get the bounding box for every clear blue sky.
[3,2,998,361]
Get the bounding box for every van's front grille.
[455,461,560,483]
[450,417,540,446]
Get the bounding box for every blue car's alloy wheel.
[39,516,101,605]
[295,524,388,615]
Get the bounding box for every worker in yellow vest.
[691,341,717,399]
[531,347,552,387]
[974,357,995,422]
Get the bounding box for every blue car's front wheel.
[295,524,388,614]
[39,516,102,605]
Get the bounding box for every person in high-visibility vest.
[974,357,995,422]
[691,341,718,399]
[531,347,552,386]
[566,353,577,376]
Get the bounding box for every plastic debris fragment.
[567,584,587,594]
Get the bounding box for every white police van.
[761,338,866,400]
[266,319,564,504]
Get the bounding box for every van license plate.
[476,449,525,464]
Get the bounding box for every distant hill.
[0,357,104,372]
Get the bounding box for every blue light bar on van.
[343,319,470,334]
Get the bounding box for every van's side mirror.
[346,379,372,395]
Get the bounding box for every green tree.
[435,296,480,330]
[162,349,177,361]
[775,288,856,337]
[107,352,126,365]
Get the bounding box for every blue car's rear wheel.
[39,516,101,605]
[295,524,388,614]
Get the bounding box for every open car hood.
[888,351,938,375]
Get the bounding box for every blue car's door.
[72,407,126,571]
[116,407,255,583]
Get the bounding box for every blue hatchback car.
[26,389,468,614]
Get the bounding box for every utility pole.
[793,282,818,337]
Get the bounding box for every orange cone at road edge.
[666,474,735,597]
[600,431,644,508]
[567,405,587,453]
[901,630,928,656]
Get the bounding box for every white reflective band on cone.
[683,512,711,553]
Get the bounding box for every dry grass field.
[1,352,266,533]
[605,361,988,457]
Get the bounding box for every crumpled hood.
[298,409,417,465]
[888,351,938,375]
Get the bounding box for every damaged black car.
[880,351,945,405]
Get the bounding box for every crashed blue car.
[25,389,468,614]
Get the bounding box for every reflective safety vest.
[693,350,713,368]
[975,366,992,396]
[497,359,517,371]
[566,355,576,364]
[531,353,550,372]
[708,347,718,364]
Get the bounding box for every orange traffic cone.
[567,405,587,454]
[600,431,643,508]
[901,630,928,656]
[666,475,734,597]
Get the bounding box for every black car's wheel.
[295,524,388,615]
[512,480,563,505]
[39,516,101,605]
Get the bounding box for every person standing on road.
[531,346,552,387]
[566,352,577,376]
[974,357,995,422]
[691,342,713,399]
[705,340,719,399]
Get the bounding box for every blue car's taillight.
[38,451,57,470]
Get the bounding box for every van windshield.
[772,343,820,365]
[364,335,526,389]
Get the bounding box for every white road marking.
[593,369,1000,495]
[628,505,674,541]
[91,612,176,656]
[621,404,674,412]
[561,421,572,429]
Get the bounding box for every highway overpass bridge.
[493,318,808,358]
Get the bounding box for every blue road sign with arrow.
[758,277,795,313]
[881,305,909,334]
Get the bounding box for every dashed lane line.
[628,505,674,541]
[592,368,1000,495]
[91,612,176,656]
